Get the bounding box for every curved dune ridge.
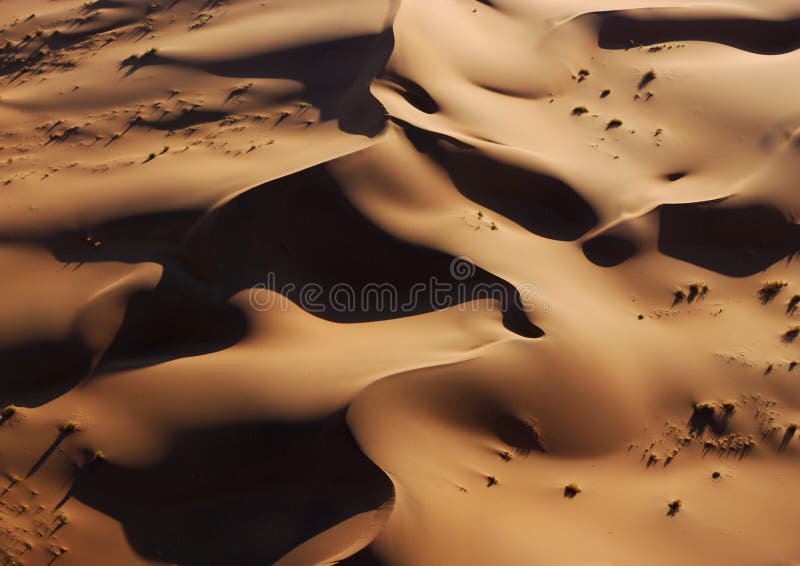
[1,0,800,564]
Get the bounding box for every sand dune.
[2,0,800,564]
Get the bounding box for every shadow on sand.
[70,410,393,565]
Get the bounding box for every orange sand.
[1,0,800,564]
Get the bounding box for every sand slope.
[2,0,800,564]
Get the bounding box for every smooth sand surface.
[2,0,800,564]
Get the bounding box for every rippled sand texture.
[2,0,800,564]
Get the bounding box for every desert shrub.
[639,69,656,89]
[759,281,787,304]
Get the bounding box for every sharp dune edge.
[1,0,800,563]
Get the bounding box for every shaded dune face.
[438,149,598,242]
[582,234,638,268]
[69,410,393,565]
[119,30,395,137]
[396,122,598,242]
[182,163,543,337]
[0,340,92,404]
[92,265,249,373]
[45,214,248,374]
[338,547,385,565]
[598,12,800,55]
[38,210,202,266]
[0,282,246,404]
[375,73,438,114]
[659,201,800,277]
[0,211,247,399]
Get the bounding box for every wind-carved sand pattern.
[1,0,800,564]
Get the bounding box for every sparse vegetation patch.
[759,281,787,304]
